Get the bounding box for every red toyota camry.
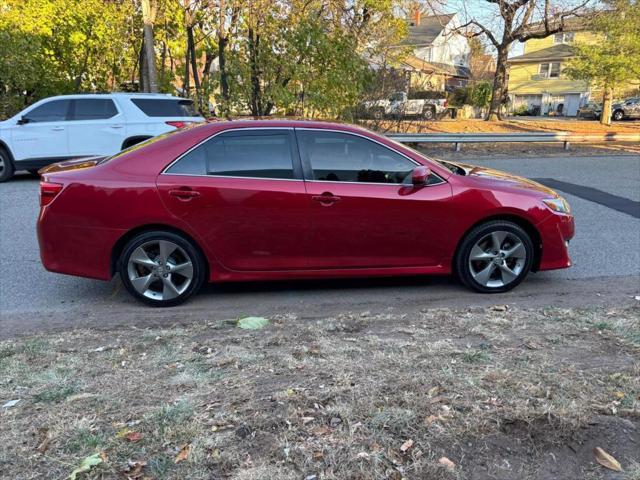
[37,120,574,306]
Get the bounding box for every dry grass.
[1,306,639,480]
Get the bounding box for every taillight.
[40,181,63,207]
[165,121,192,129]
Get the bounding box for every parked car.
[0,93,204,182]
[577,101,602,119]
[612,97,640,121]
[360,91,448,120]
[37,120,574,306]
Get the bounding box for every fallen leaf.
[312,425,330,436]
[439,456,455,471]
[175,444,191,464]
[425,415,439,425]
[313,451,324,460]
[491,305,508,312]
[594,447,622,472]
[2,399,20,409]
[302,416,315,425]
[123,460,147,479]
[400,439,414,452]
[68,453,103,480]
[125,431,143,442]
[237,316,269,330]
[427,386,441,397]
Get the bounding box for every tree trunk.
[218,35,230,116]
[184,38,190,96]
[601,85,613,126]
[141,0,158,93]
[248,27,262,116]
[487,47,509,121]
[139,37,148,92]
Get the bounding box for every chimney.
[412,7,421,26]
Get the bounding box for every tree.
[141,0,159,93]
[459,0,591,120]
[565,0,640,125]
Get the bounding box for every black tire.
[422,106,435,120]
[28,169,40,177]
[612,110,625,121]
[0,147,15,182]
[371,108,385,120]
[119,230,206,307]
[455,220,534,293]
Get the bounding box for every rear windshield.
[130,98,199,117]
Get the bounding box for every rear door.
[157,128,309,272]
[66,98,124,156]
[11,99,71,161]
[296,128,453,269]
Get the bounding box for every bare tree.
[141,0,159,93]
[459,0,591,120]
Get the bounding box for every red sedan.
[37,120,574,306]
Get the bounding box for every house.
[506,23,599,116]
[394,11,471,92]
[469,54,496,83]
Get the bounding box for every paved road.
[1,153,639,336]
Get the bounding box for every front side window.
[166,130,295,179]
[23,100,71,123]
[297,130,418,184]
[71,99,118,120]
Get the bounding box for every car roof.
[204,118,370,133]
[44,93,189,100]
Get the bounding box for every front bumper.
[536,213,575,271]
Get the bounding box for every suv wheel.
[455,221,534,293]
[612,110,625,121]
[0,147,15,182]
[119,231,206,306]
[422,106,435,120]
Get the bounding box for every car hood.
[453,162,559,197]
[39,156,105,175]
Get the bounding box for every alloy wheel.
[126,239,194,301]
[0,154,5,175]
[468,230,527,288]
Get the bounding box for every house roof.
[400,55,470,78]
[470,54,496,79]
[400,13,456,46]
[508,44,575,63]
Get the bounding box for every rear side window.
[71,99,118,120]
[166,130,295,179]
[131,98,198,117]
[24,100,71,122]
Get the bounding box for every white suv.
[0,93,205,181]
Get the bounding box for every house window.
[553,32,574,44]
[539,62,561,78]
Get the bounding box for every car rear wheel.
[612,110,625,121]
[455,221,534,293]
[422,106,435,120]
[119,231,205,307]
[0,147,15,182]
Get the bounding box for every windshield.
[98,130,179,164]
[384,136,465,175]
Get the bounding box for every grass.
[0,305,638,479]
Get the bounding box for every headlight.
[542,197,571,214]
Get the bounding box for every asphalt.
[1,152,639,337]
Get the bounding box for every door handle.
[312,192,341,206]
[168,188,200,200]
[51,126,64,131]
[110,124,124,129]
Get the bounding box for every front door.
[66,98,125,157]
[157,128,309,272]
[296,129,453,269]
[11,99,71,161]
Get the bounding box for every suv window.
[297,130,417,184]
[131,98,198,117]
[24,99,71,123]
[166,130,295,179]
[71,99,118,120]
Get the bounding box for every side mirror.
[17,116,30,125]
[411,166,431,186]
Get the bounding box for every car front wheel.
[119,231,206,306]
[455,221,534,293]
[612,110,625,121]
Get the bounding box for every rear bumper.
[38,208,123,281]
[536,213,575,271]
